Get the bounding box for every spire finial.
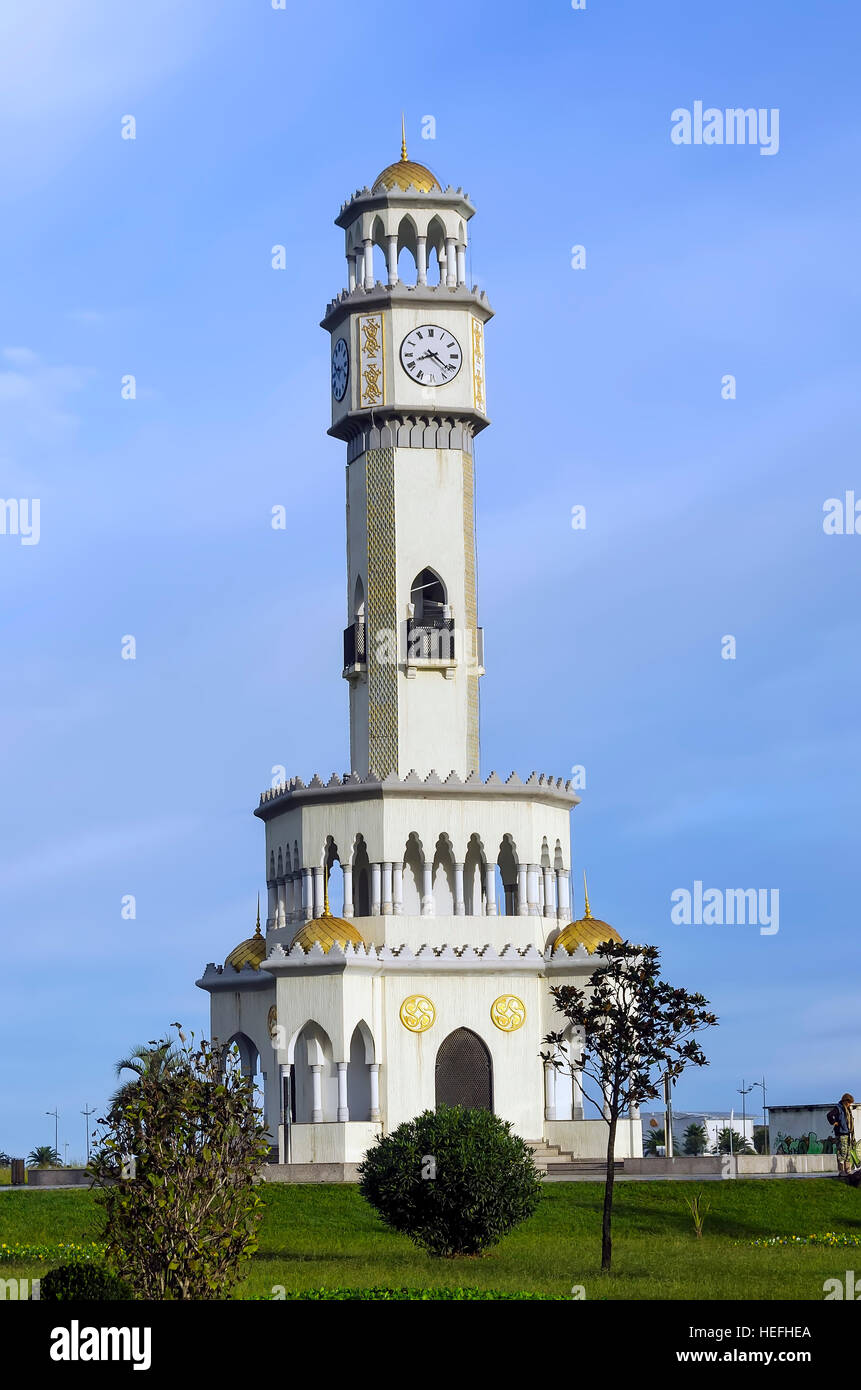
[582,871,592,920]
[400,112,408,162]
[254,893,261,937]
[323,862,331,917]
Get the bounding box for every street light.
[81,1105,96,1164]
[747,1078,768,1154]
[45,1108,59,1162]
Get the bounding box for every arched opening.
[402,833,423,915]
[353,574,365,620]
[352,837,371,917]
[464,834,485,916]
[435,1029,493,1111]
[498,836,519,916]
[397,214,418,283]
[347,1022,374,1120]
[432,835,455,915]
[410,567,447,623]
[426,215,446,285]
[222,1033,265,1123]
[290,1021,337,1123]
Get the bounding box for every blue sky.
[1,0,859,1157]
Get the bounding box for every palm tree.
[643,1126,666,1156]
[108,1041,182,1115]
[27,1145,60,1167]
[682,1122,709,1155]
[713,1126,754,1155]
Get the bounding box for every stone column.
[310,1064,323,1123]
[454,863,465,915]
[484,864,498,916]
[527,864,540,916]
[313,865,324,918]
[517,864,529,916]
[363,238,374,289]
[392,863,404,914]
[370,862,382,916]
[557,869,570,921]
[302,868,314,921]
[456,243,466,285]
[421,863,433,916]
[543,867,556,918]
[544,1062,557,1121]
[369,1063,380,1121]
[347,254,356,292]
[267,880,277,926]
[416,236,427,285]
[445,236,457,286]
[386,235,398,286]
[337,1062,349,1122]
[342,864,354,917]
[381,862,393,915]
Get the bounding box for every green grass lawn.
[3,1179,861,1299]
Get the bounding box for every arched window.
[410,567,447,624]
[435,1029,493,1111]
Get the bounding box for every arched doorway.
[435,1028,493,1111]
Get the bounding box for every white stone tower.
[325,125,490,780]
[198,137,641,1175]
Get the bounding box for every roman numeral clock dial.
[399,325,463,387]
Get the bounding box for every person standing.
[829,1093,857,1176]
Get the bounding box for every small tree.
[108,1040,182,1115]
[90,1026,270,1300]
[27,1145,60,1167]
[542,940,717,1273]
[358,1105,543,1257]
[643,1126,666,1156]
[683,1123,709,1156]
[713,1126,754,1155]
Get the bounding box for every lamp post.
[45,1108,59,1162]
[747,1078,768,1154]
[81,1105,96,1164]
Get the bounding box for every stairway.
[528,1141,623,1181]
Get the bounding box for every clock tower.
[198,136,644,1178]
[321,128,492,780]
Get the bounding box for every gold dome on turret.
[290,868,366,955]
[225,898,268,972]
[373,117,441,195]
[553,875,623,956]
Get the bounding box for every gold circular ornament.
[399,994,436,1033]
[490,995,526,1032]
[267,1005,278,1041]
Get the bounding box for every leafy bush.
[40,1262,133,1301]
[90,1026,271,1300]
[358,1105,543,1258]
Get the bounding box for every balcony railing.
[343,621,367,669]
[406,615,455,662]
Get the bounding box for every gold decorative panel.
[471,316,485,413]
[490,995,526,1032]
[359,313,385,408]
[366,448,398,776]
[399,994,436,1033]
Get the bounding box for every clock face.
[399,325,462,387]
[331,337,349,401]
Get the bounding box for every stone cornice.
[334,185,476,227]
[255,770,581,821]
[198,941,599,981]
[320,282,493,334]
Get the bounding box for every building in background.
[641,1110,758,1154]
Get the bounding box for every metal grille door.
[435,1029,493,1111]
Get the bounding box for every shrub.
[90,1026,271,1300]
[358,1105,543,1258]
[40,1263,134,1301]
[251,1286,560,1300]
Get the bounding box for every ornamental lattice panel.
[435,1028,493,1111]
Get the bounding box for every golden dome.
[225,900,267,972]
[372,118,440,194]
[373,160,441,194]
[291,912,365,955]
[552,875,623,955]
